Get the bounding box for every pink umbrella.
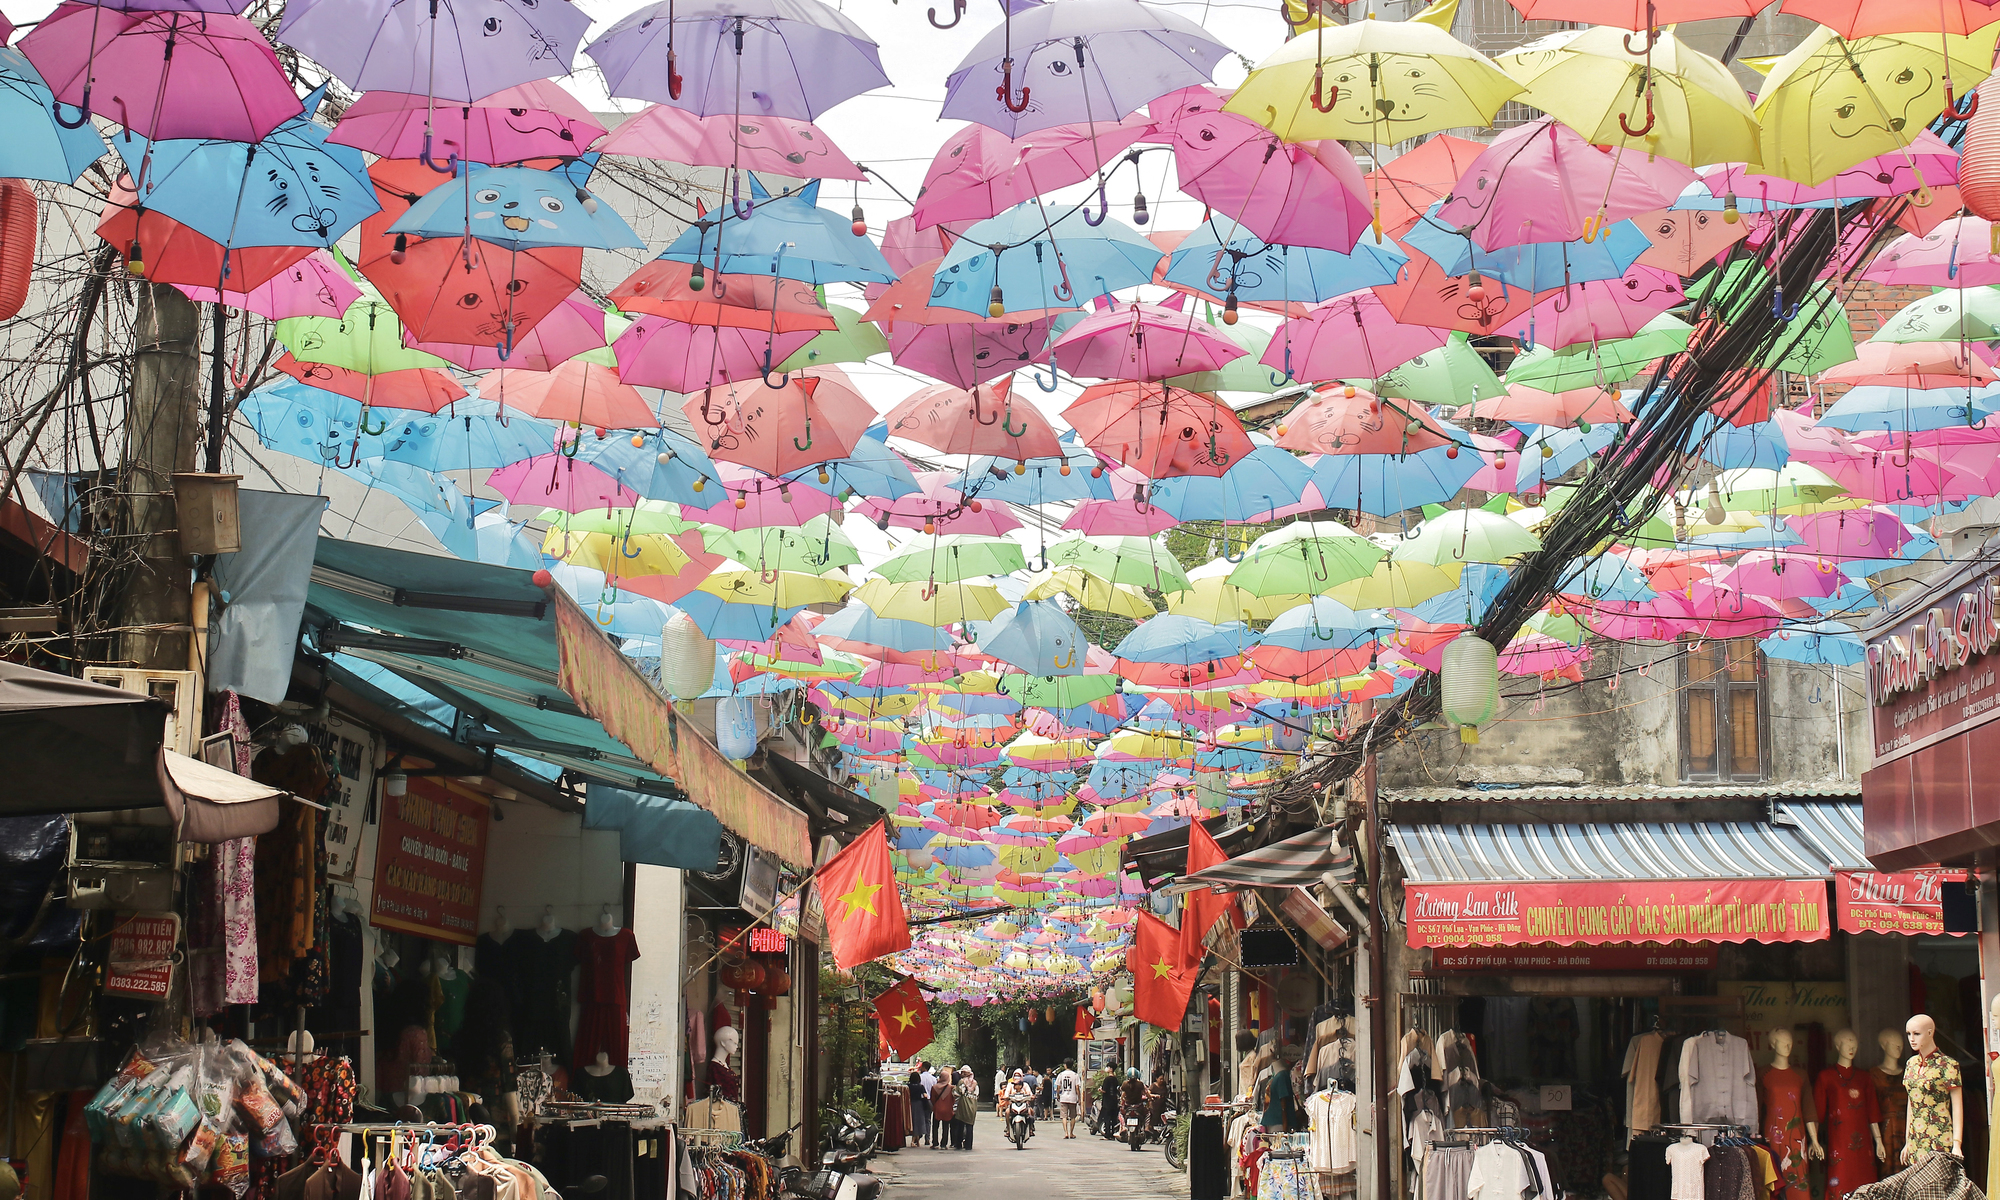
[613,315,818,392]
[593,104,864,181]
[1821,341,1997,389]
[688,468,845,530]
[1273,388,1457,455]
[412,293,609,371]
[914,115,1154,229]
[486,360,659,429]
[174,249,359,320]
[1770,407,1858,463]
[1051,300,1248,381]
[854,472,1022,536]
[1502,266,1685,351]
[887,317,1057,389]
[683,367,876,477]
[1783,509,1914,559]
[1061,499,1180,535]
[488,455,640,513]
[1468,384,1634,428]
[1700,131,1959,207]
[880,216,961,276]
[1716,551,1847,603]
[1498,633,1591,676]
[1866,216,2000,287]
[1265,290,1450,383]
[1372,249,1541,336]
[23,5,301,142]
[1634,208,1750,276]
[881,376,1064,458]
[1144,85,1371,253]
[1819,446,1979,503]
[329,81,607,164]
[1435,118,1697,251]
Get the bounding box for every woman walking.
[953,1066,979,1149]
[928,1069,957,1148]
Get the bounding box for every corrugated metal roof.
[1382,781,1862,803]
[1389,800,1866,883]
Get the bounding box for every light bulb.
[850,204,867,237]
[127,241,145,277]
[969,500,984,513]
[818,469,831,484]
[575,187,599,214]
[657,451,673,465]
[988,285,1006,319]
[923,520,936,534]
[733,495,748,510]
[692,478,706,493]
[1059,463,1071,476]
[389,233,407,266]
[1445,443,1459,459]
[1014,460,1027,475]
[689,264,705,291]
[1722,193,1739,224]
[1132,191,1148,225]
[631,434,646,447]
[1222,294,1239,325]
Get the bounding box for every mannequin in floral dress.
[1815,1029,1884,1200]
[1761,1029,1823,1200]
[1874,1028,1908,1169]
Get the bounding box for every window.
[1680,637,1767,781]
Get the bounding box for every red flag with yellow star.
[1129,911,1200,1031]
[874,977,934,1058]
[817,819,910,969]
[1179,820,1242,964]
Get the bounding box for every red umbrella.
[270,353,468,413]
[614,316,819,392]
[1050,299,1248,381]
[1371,249,1539,335]
[486,361,660,429]
[98,175,312,292]
[1362,135,1485,240]
[1272,388,1456,455]
[681,367,877,475]
[882,376,1064,459]
[1062,382,1253,478]
[611,260,835,332]
[886,317,1058,389]
[1504,0,1773,29]
[410,293,608,372]
[1778,0,2000,36]
[914,114,1153,229]
[1467,384,1635,428]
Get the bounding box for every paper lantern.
[660,611,717,699]
[867,765,900,811]
[1441,634,1499,744]
[1963,80,2000,228]
[716,694,760,759]
[0,182,33,322]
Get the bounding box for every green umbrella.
[1871,286,2000,344]
[1169,315,1285,393]
[1227,521,1385,596]
[1353,332,1503,408]
[1044,535,1193,594]
[875,533,1028,583]
[575,310,638,369]
[1688,265,1855,373]
[539,500,694,535]
[275,298,452,374]
[708,516,860,573]
[1543,485,1677,549]
[1390,508,1542,565]
[779,304,889,372]
[1714,464,1848,511]
[1504,314,1693,391]
[996,674,1121,707]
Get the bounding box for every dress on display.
[1815,1064,1881,1200]
[1874,1063,1907,1168]
[1903,1051,1962,1158]
[574,928,641,1067]
[508,928,577,1065]
[1760,1066,1817,1200]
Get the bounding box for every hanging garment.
[1424,1145,1476,1200]
[507,928,577,1064]
[1817,1064,1883,1200]
[1189,1112,1230,1200]
[1704,1143,1753,1200]
[1760,1066,1817,1200]
[1629,1136,1675,1200]
[1683,1032,1758,1127]
[573,928,640,1067]
[1665,1141,1709,1200]
[1874,1064,1908,1170]
[1304,1091,1357,1173]
[1625,1031,1667,1142]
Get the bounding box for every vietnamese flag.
[1179,821,1242,963]
[875,978,935,1058]
[817,819,911,969]
[1129,911,1200,1031]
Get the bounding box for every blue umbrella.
[669,592,805,640]
[935,202,1162,316]
[1760,621,1866,665]
[1150,441,1314,522]
[239,379,458,469]
[655,177,896,285]
[1817,384,2000,434]
[424,502,541,569]
[800,431,921,499]
[116,86,378,254]
[1259,598,1392,651]
[1404,562,1509,624]
[1310,444,1482,518]
[1085,761,1155,800]
[978,600,1088,676]
[546,564,675,639]
[0,49,105,184]
[426,398,560,469]
[1404,206,1650,291]
[1112,615,1249,665]
[929,692,1022,717]
[574,427,719,506]
[955,435,1115,505]
[1687,414,1790,469]
[1806,581,1880,616]
[1164,216,1406,304]
[1685,516,1802,551]
[1512,423,1616,492]
[390,164,644,251]
[813,604,959,657]
[1555,553,1657,602]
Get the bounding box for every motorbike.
[827,1109,880,1159]
[1124,1111,1145,1151]
[1007,1096,1034,1149]
[794,1151,880,1200]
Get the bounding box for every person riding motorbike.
[1003,1069,1038,1140]
[1120,1069,1148,1140]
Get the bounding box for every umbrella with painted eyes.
[855,472,1022,537]
[1701,129,1960,207]
[656,178,896,285]
[1264,290,1450,387]
[484,360,660,430]
[1308,440,1486,517]
[1050,299,1249,381]
[886,317,1061,391]
[1062,381,1253,479]
[1821,340,1998,390]
[1271,386,1458,456]
[680,366,875,475]
[275,298,469,459]
[935,202,1162,317]
[98,174,313,291]
[329,81,607,165]
[269,353,468,415]
[0,47,105,184]
[22,4,300,141]
[587,0,887,120]
[389,164,643,252]
[1162,215,1407,309]
[1868,287,2000,344]
[1868,215,2000,286]
[1632,208,1749,276]
[612,258,835,332]
[1249,597,1394,685]
[1368,248,1540,339]
[1433,117,1697,252]
[594,104,865,180]
[1499,265,1687,353]
[177,249,362,322]
[1503,311,1692,390]
[1816,383,2000,434]
[1110,615,1251,689]
[613,316,820,392]
[1147,441,1314,525]
[1225,520,1383,596]
[412,292,613,372]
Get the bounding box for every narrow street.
[875,1121,1188,1200]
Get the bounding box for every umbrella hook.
[1946,82,1979,121]
[1221,530,1246,563]
[1309,66,1338,114]
[792,413,813,451]
[53,85,92,129]
[493,320,516,363]
[928,0,964,28]
[1771,285,1802,322]
[761,565,780,585]
[971,387,1001,425]
[1001,400,1029,437]
[731,172,754,220]
[620,530,645,559]
[359,408,390,437]
[1616,85,1656,138]
[998,58,1032,113]
[420,132,458,175]
[1053,647,1076,670]
[1032,359,1061,392]
[1079,175,1112,226]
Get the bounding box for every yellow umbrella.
[1495,26,1760,167]
[1753,23,2000,185]
[1226,3,1522,145]
[541,527,691,577]
[1324,560,1462,609]
[1023,567,1157,619]
[696,564,853,607]
[1166,560,1307,623]
[821,692,920,719]
[854,577,1007,625]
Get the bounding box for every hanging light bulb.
[630,433,645,448]
[1464,270,1485,304]
[875,511,891,532]
[1132,190,1148,225]
[691,477,706,493]
[574,186,599,215]
[1576,419,1592,434]
[778,485,791,502]
[1058,463,1071,476]
[850,204,867,237]
[818,469,831,484]
[1722,192,1740,224]
[1090,464,1104,478]
[969,499,984,513]
[923,519,936,534]
[1012,459,1028,475]
[389,234,407,266]
[988,285,1006,318]
[1704,480,1726,525]
[733,494,748,510]
[1222,293,1239,325]
[656,451,674,465]
[1541,442,1555,458]
[1445,443,1460,459]
[689,262,705,291]
[126,240,146,277]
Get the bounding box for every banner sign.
[369,777,488,945]
[1834,869,1970,935]
[105,912,180,999]
[309,712,378,881]
[1403,879,1829,948]
[1865,568,2000,763]
[1433,945,1718,971]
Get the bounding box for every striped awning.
[1169,825,1356,892]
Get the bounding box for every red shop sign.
[1834,869,1969,936]
[105,912,179,999]
[1402,879,1829,948]
[1432,945,1718,972]
[370,777,489,945]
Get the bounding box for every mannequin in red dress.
[1761,1029,1824,1200]
[1816,1029,1886,1200]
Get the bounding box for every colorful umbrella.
[915,114,1154,229]
[1062,381,1253,478]
[613,316,819,392]
[388,164,644,251]
[0,47,106,183]
[978,601,1089,676]
[886,318,1059,390]
[1265,291,1450,383]
[413,293,612,372]
[881,376,1064,459]
[586,0,890,118]
[593,104,864,180]
[99,178,311,291]
[1227,520,1384,595]
[175,249,362,321]
[1162,216,1407,306]
[1050,300,1248,381]
[612,259,835,331]
[279,0,590,104]
[935,202,1163,316]
[656,178,897,286]
[328,81,607,165]
[1501,265,1688,352]
[488,454,642,512]
[1434,117,1697,250]
[681,367,876,474]
[487,361,660,429]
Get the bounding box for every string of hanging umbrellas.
[10,0,2000,996]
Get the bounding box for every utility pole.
[118,282,202,672]
[1362,753,1391,1200]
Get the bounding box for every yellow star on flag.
[837,876,882,919]
[893,1006,920,1031]
[1150,956,1174,980]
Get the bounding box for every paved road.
[874,1118,1186,1200]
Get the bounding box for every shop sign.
[1865,569,2000,764]
[1834,869,1970,936]
[369,776,488,945]
[722,927,790,954]
[1717,981,1850,1047]
[1279,886,1347,950]
[308,713,378,881]
[1402,879,1829,948]
[105,912,179,999]
[1432,945,1718,971]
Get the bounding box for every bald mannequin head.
[1907,1014,1937,1056]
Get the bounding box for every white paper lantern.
[660,612,716,699]
[1441,634,1499,743]
[716,694,760,759]
[867,765,900,811]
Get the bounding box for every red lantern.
[1962,80,2000,239]
[737,962,767,991]
[0,182,31,322]
[762,964,792,996]
[720,961,749,989]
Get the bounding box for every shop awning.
[1165,825,1355,892]
[0,661,167,815]
[1390,801,1865,948]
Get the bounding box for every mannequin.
[1876,1028,1908,1167]
[710,1024,743,1102]
[1816,1029,1884,1200]
[1901,1014,1962,1163]
[573,1050,633,1104]
[1762,1028,1822,1200]
[433,952,469,1046]
[538,905,561,939]
[574,907,640,1068]
[596,904,618,936]
[585,1051,614,1077]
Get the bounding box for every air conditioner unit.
[83,668,200,756]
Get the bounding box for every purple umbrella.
[585,0,889,120]
[941,0,1231,138]
[613,314,818,392]
[23,4,300,140]
[1500,265,1685,352]
[913,113,1153,229]
[278,0,590,155]
[887,318,1054,389]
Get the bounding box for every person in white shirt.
[1054,1061,1084,1138]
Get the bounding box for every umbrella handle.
[1032,364,1060,392]
[971,388,1001,425]
[1220,532,1246,563]
[494,322,515,363]
[420,132,458,175]
[1079,176,1110,226]
[1947,82,1979,121]
[53,86,92,130]
[1053,647,1076,670]
[1616,98,1655,138]
[1771,286,1802,322]
[997,59,1032,114]
[1001,401,1029,438]
[791,415,812,449]
[928,0,964,28]
[668,48,684,99]
[1620,24,1660,53]
[1309,66,1338,114]
[621,531,645,559]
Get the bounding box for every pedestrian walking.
[909,1059,931,1148]
[953,1066,979,1149]
[1097,1067,1122,1139]
[928,1068,956,1147]
[1054,1060,1083,1138]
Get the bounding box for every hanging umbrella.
[1434,117,1697,250]
[1062,381,1253,478]
[853,471,1022,536]
[271,353,469,414]
[1701,130,1960,205]
[1363,331,1503,406]
[176,249,362,321]
[1469,383,1634,429]
[1404,206,1654,291]
[1868,216,2000,286]
[329,81,607,165]
[887,317,1059,390]
[278,299,452,375]
[1780,0,2000,37]
[1050,300,1248,381]
[1148,442,1314,523]
[569,427,720,506]
[1503,313,1691,390]
[1111,615,1250,688]
[915,113,1155,229]
[681,366,876,474]
[279,0,590,104]
[855,578,1009,626]
[1310,443,1484,517]
[1227,520,1384,595]
[939,0,1231,138]
[1868,287,2000,343]
[1500,266,1688,352]
[655,178,897,286]
[1363,133,1485,239]
[935,201,1163,316]
[412,293,612,371]
[1264,290,1449,383]
[1817,384,2000,433]
[23,5,301,141]
[1162,216,1407,307]
[1493,27,1760,168]
[1503,0,1771,25]
[979,601,1090,676]
[812,434,923,498]
[876,534,1028,583]
[612,259,834,331]
[1760,621,1866,666]
[1250,598,1392,683]
[98,178,311,291]
[1822,340,1997,389]
[488,454,642,512]
[881,376,1064,459]
[1272,387,1458,455]
[593,104,865,180]
[1042,534,1192,592]
[487,361,660,429]
[1062,499,1179,536]
[1633,207,1750,275]
[1326,560,1462,609]
[586,0,889,118]
[0,47,106,183]
[614,316,818,391]
[1391,508,1542,564]
[1165,560,1307,623]
[1370,248,1540,337]
[389,164,643,251]
[777,304,889,371]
